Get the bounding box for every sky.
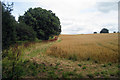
[2,0,119,34]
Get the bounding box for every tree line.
[2,2,61,49]
[94,28,119,34]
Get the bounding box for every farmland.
[2,33,119,78]
[46,33,119,63]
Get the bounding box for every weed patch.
[78,64,82,67]
[82,66,86,69]
[87,73,94,78]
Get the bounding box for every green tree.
[100,28,109,33]
[18,7,61,40]
[2,2,17,49]
[16,22,36,41]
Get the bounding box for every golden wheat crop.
[46,33,119,63]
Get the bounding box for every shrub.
[16,22,36,41]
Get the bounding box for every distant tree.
[16,23,36,41]
[94,32,97,34]
[113,31,116,33]
[2,2,17,49]
[100,28,109,33]
[18,7,61,40]
[117,31,119,33]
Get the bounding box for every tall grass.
[2,41,38,79]
[46,33,119,63]
[2,39,57,79]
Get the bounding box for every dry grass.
[3,34,118,78]
[46,33,119,63]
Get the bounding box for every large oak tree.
[19,8,61,40]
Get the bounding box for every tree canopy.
[16,23,36,41]
[2,2,17,49]
[100,28,109,33]
[2,2,61,49]
[18,8,61,40]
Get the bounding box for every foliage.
[2,44,24,79]
[94,32,97,34]
[78,64,82,67]
[2,2,17,49]
[18,8,61,40]
[82,66,86,69]
[2,37,119,78]
[16,22,36,41]
[100,28,109,33]
[2,2,61,49]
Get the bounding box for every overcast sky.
[2,0,119,34]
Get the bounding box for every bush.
[16,23,36,41]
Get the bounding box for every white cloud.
[2,0,118,34]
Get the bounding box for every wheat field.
[46,33,119,63]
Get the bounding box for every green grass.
[76,73,83,78]
[56,62,60,66]
[62,71,75,78]
[101,70,108,75]
[2,38,119,79]
[3,59,38,78]
[94,72,100,76]
[47,70,58,78]
[109,71,115,76]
